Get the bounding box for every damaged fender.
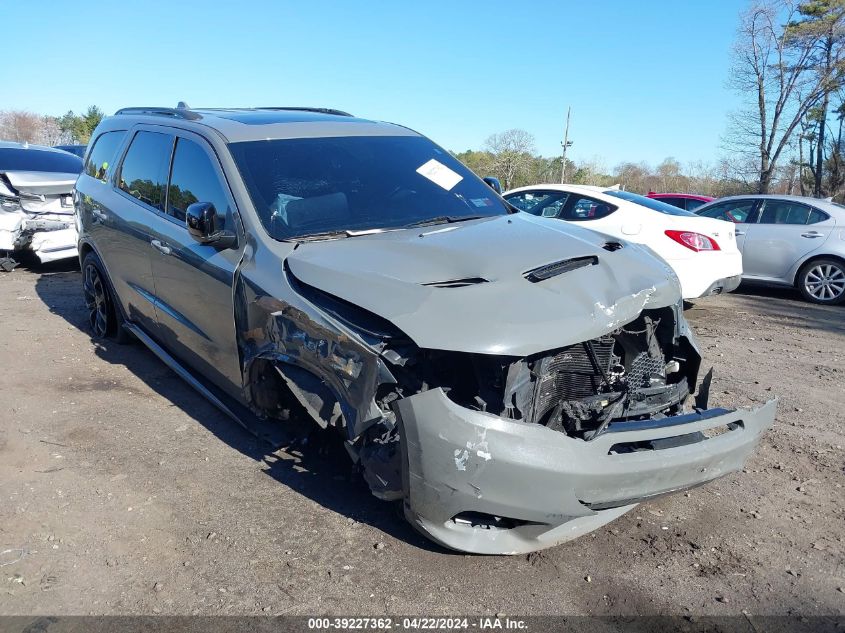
[235,269,398,441]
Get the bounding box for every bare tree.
[788,0,845,195]
[0,110,66,145]
[484,129,536,190]
[0,111,42,143]
[726,0,834,192]
[656,157,684,192]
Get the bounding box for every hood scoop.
[421,277,489,289]
[524,256,598,283]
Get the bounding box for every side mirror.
[483,177,502,194]
[186,202,237,249]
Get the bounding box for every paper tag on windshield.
[416,159,463,191]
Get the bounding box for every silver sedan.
[695,195,845,305]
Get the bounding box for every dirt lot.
[0,262,843,617]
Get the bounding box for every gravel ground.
[0,262,843,617]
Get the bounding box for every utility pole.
[560,107,573,183]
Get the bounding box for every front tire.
[82,252,132,342]
[797,258,845,305]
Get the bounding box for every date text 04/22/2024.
[306,617,528,630]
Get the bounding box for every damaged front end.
[422,305,701,441]
[376,304,775,554]
[0,168,80,270]
[237,217,775,554]
[241,275,774,554]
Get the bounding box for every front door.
[146,132,245,396]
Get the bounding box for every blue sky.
[3,1,744,167]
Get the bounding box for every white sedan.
[503,184,742,300]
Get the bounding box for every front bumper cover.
[396,388,776,554]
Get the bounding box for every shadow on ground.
[688,282,845,336]
[32,268,439,553]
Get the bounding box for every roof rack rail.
[256,107,353,117]
[114,106,202,121]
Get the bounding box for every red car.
[647,192,714,212]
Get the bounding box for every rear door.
[146,131,245,395]
[742,199,835,281]
[85,128,171,334]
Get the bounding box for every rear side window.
[759,200,829,225]
[604,190,697,216]
[685,198,707,211]
[84,131,126,182]
[167,138,230,222]
[657,196,685,210]
[118,131,173,212]
[807,208,830,224]
[561,195,617,221]
[505,191,569,217]
[698,200,756,223]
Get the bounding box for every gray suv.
[76,105,776,554]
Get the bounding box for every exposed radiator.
[531,336,617,423]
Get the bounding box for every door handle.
[735,230,746,236]
[150,239,172,255]
[91,208,107,223]
[801,231,823,238]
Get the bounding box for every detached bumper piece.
[396,389,776,554]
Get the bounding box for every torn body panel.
[235,264,395,442]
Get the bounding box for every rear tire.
[797,258,845,305]
[81,251,132,343]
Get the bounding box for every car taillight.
[665,230,721,252]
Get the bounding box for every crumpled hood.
[286,213,682,356]
[3,170,78,196]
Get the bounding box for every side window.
[84,130,126,182]
[758,200,818,225]
[685,199,707,211]
[167,138,230,222]
[698,200,755,223]
[562,195,617,221]
[660,197,685,210]
[118,131,173,212]
[505,191,568,217]
[807,208,830,224]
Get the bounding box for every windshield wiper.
[290,227,396,242]
[289,216,487,242]
[402,215,485,229]
[288,229,350,242]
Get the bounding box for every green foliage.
[58,106,105,144]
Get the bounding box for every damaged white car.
[76,106,777,554]
[0,141,82,270]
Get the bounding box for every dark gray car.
[75,106,776,554]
